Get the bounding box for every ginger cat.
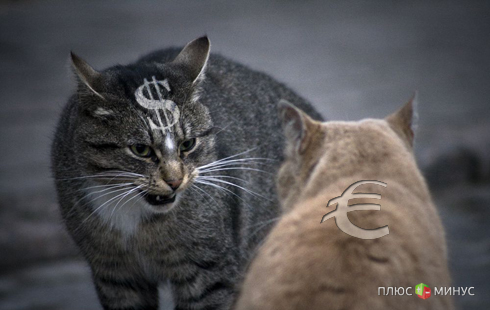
[235,97,453,310]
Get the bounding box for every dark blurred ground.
[0,0,489,309]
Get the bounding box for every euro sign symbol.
[134,76,180,134]
[320,180,389,240]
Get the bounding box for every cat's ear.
[278,100,314,154]
[70,52,105,100]
[386,92,418,148]
[172,36,210,84]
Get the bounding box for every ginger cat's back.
[235,98,453,309]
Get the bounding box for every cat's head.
[70,36,215,213]
[276,96,418,211]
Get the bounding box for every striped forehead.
[145,119,182,152]
[134,76,180,133]
[134,75,183,153]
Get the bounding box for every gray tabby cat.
[51,36,322,310]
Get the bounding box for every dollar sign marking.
[134,76,180,134]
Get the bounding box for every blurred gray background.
[0,0,489,309]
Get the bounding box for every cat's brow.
[195,126,219,137]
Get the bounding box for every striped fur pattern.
[51,37,322,310]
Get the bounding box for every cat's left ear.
[70,52,105,100]
[386,92,418,148]
[278,100,315,154]
[172,36,210,84]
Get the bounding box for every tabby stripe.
[86,163,124,174]
[86,142,120,150]
[366,254,389,263]
[97,276,152,291]
[171,271,199,286]
[183,281,232,303]
[97,277,136,290]
[161,258,191,269]
[186,144,205,161]
[195,259,219,270]
[196,126,218,137]
[166,266,199,281]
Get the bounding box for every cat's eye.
[130,144,153,158]
[180,138,196,152]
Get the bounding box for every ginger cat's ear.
[172,36,210,84]
[386,93,418,148]
[278,100,314,154]
[70,52,105,100]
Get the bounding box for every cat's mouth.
[144,193,176,206]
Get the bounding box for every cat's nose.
[165,179,183,191]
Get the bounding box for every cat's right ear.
[171,36,210,84]
[70,52,105,100]
[278,100,313,154]
[386,93,418,148]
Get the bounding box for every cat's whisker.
[197,176,270,201]
[194,179,245,202]
[56,174,141,182]
[200,157,275,167]
[192,183,255,223]
[188,186,202,199]
[194,174,251,186]
[213,147,259,161]
[212,123,232,136]
[72,185,138,234]
[249,216,282,228]
[81,185,141,224]
[197,156,274,171]
[73,184,137,211]
[198,165,262,174]
[246,217,282,246]
[57,169,144,177]
[197,174,245,181]
[109,185,144,221]
[189,186,209,205]
[126,188,147,208]
[196,148,259,170]
[123,189,149,219]
[197,161,273,173]
[77,182,134,192]
[65,170,143,178]
[56,170,144,182]
[96,172,144,184]
[191,184,221,206]
[198,167,273,175]
[249,217,282,237]
[73,184,135,210]
[129,190,147,211]
[76,187,132,212]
